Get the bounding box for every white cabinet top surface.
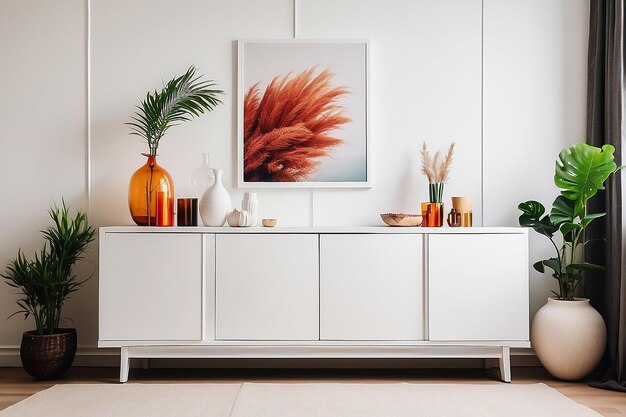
[100,226,527,234]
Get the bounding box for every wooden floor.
[1,366,625,415]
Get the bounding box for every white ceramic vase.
[199,169,231,226]
[531,297,606,381]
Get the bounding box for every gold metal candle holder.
[460,211,473,227]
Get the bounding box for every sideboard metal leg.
[120,347,130,383]
[499,346,511,383]
[142,359,150,370]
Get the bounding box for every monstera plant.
[518,143,621,381]
[518,143,619,300]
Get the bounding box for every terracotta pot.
[531,298,606,380]
[20,328,77,380]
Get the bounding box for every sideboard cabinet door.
[99,233,203,341]
[215,234,319,340]
[428,233,528,341]
[320,234,423,340]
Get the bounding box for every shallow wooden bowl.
[262,218,278,227]
[380,213,423,227]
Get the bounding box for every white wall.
[483,0,589,316]
[0,0,588,353]
[0,0,89,348]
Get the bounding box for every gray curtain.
[585,0,625,392]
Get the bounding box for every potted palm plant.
[518,143,620,380]
[2,201,95,379]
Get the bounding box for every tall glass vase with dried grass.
[420,142,455,226]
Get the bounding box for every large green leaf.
[581,212,606,228]
[554,143,617,216]
[518,201,543,230]
[549,195,576,225]
[559,222,582,243]
[532,260,545,273]
[566,262,605,272]
[539,258,562,275]
[552,196,580,243]
[518,201,558,237]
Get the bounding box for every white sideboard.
[98,226,529,382]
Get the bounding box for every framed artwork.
[238,40,369,188]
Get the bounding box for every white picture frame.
[237,40,370,188]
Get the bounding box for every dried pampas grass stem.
[420,142,455,184]
[438,142,455,183]
[420,143,437,182]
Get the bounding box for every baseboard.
[0,346,121,367]
[0,346,541,368]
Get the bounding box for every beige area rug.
[0,383,601,417]
[0,384,241,417]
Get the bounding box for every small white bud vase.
[242,192,258,226]
[199,169,231,226]
[191,153,214,194]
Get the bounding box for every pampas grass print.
[243,67,350,182]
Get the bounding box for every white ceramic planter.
[199,169,231,226]
[531,297,606,381]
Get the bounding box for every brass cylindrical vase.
[460,211,473,227]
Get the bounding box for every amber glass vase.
[421,202,444,227]
[128,154,174,226]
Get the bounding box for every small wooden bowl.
[262,218,277,227]
[380,213,423,227]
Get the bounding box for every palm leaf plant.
[127,66,224,156]
[2,201,95,334]
[518,143,621,300]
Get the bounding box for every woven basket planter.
[20,328,77,379]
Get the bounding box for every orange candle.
[421,202,444,227]
[156,191,174,227]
